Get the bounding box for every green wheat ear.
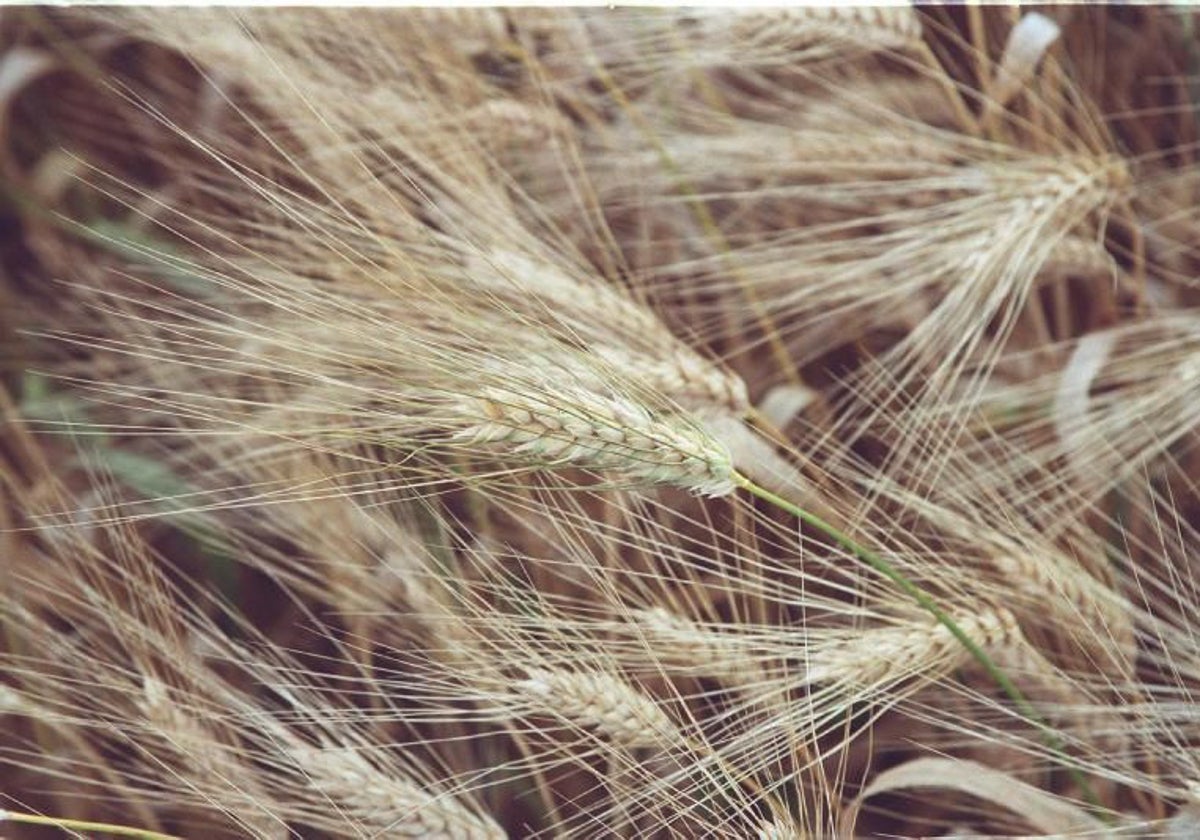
[732,471,1109,819]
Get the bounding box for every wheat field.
[1,5,1199,838]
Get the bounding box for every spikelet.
[1042,236,1119,280]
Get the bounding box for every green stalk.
[732,472,1107,815]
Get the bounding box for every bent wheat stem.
[731,472,1107,815]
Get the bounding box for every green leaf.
[81,218,218,298]
[75,447,241,605]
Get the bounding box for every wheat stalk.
[0,811,182,840]
[801,606,1080,707]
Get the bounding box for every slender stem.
[0,810,183,840]
[732,472,1107,814]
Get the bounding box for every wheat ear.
[804,613,986,689]
[286,743,506,839]
[592,343,749,416]
[138,675,237,779]
[512,665,792,821]
[465,250,749,410]
[802,607,1064,693]
[992,552,1135,676]
[456,385,736,496]
[726,6,924,54]
[138,676,284,838]
[464,249,667,347]
[515,667,680,749]
[632,606,765,688]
